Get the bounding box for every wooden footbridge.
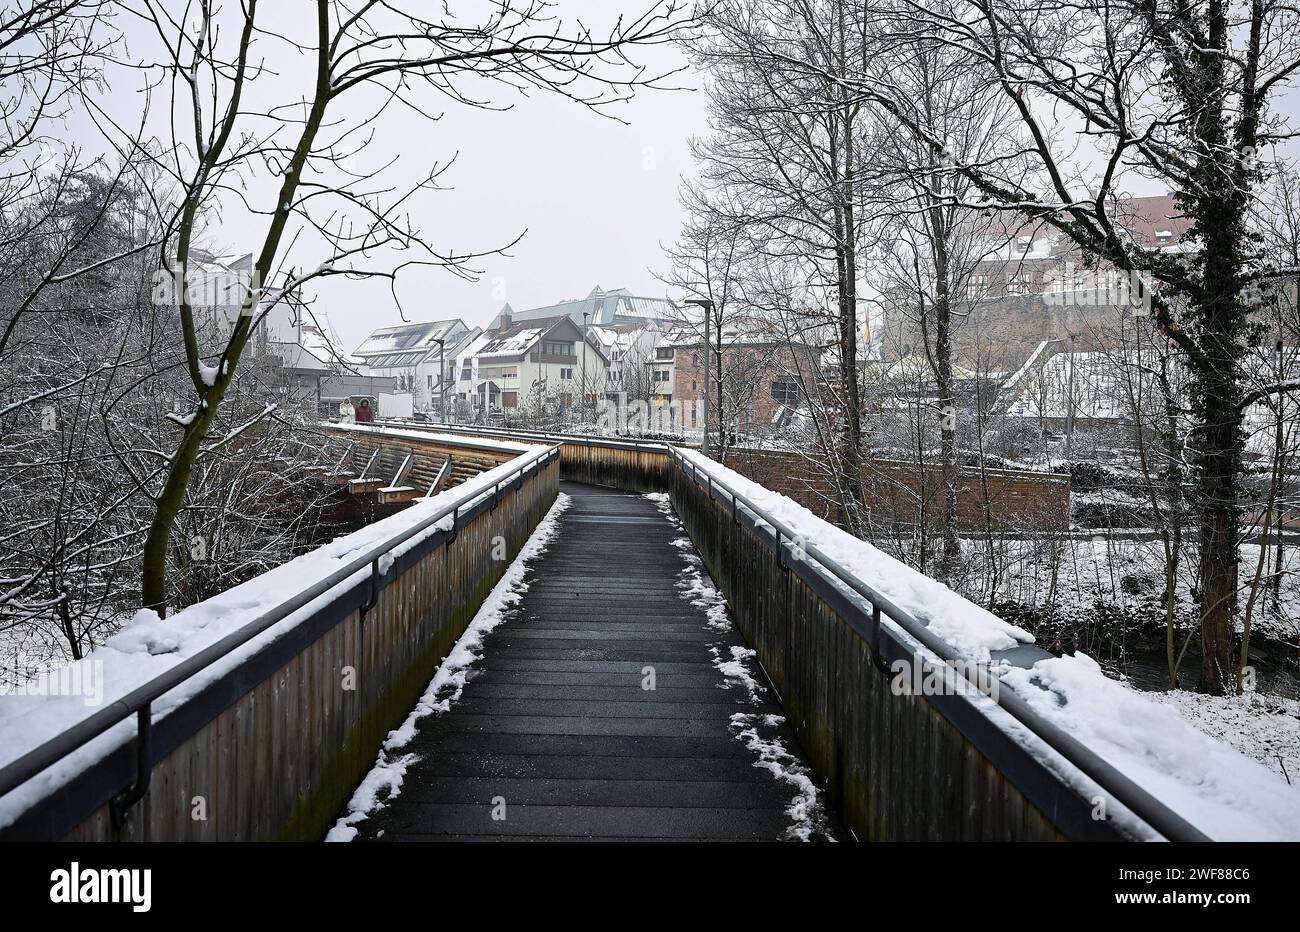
[0,422,1208,842]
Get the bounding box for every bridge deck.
[352,481,839,841]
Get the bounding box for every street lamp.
[683,297,713,457]
[432,337,446,421]
[582,311,590,423]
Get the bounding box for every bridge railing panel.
[666,446,1208,843]
[0,444,560,841]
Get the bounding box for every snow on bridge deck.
[334,482,841,842]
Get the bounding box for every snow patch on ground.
[1000,652,1300,841]
[326,492,571,841]
[647,490,834,841]
[731,712,835,842]
[1136,686,1300,792]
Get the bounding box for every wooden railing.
[373,419,673,492]
[666,447,1207,842]
[0,445,560,841]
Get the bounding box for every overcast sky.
[90,2,1300,356]
[73,2,706,354]
[310,46,708,353]
[232,2,710,353]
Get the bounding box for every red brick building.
[660,328,823,435]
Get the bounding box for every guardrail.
[372,417,677,453]
[0,445,560,840]
[373,419,673,492]
[667,446,1208,842]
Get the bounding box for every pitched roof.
[353,319,466,358]
[492,287,677,328]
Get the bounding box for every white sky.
[81,1,708,354]
[76,2,1300,356]
[218,1,709,353]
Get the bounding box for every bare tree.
[127,0,689,614]
[787,0,1300,694]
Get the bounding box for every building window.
[543,340,574,356]
[1005,274,1031,295]
[502,391,518,409]
[655,346,674,360]
[560,367,573,380]
[771,377,800,405]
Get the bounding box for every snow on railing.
[0,444,559,830]
[667,447,1300,841]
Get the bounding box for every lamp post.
[582,311,589,423]
[433,337,446,421]
[683,297,713,457]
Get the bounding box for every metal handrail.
[371,417,680,454]
[0,445,560,808]
[666,445,1209,843]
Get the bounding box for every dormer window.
[1155,229,1172,242]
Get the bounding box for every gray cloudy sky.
[83,2,707,354]
[310,45,709,353]
[241,2,709,354]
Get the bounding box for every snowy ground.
[327,493,572,841]
[972,533,1300,646]
[1136,687,1300,790]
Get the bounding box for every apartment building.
[456,308,609,414]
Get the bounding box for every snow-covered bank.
[327,493,571,841]
[0,449,551,830]
[675,449,1300,841]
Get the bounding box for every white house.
[353,319,471,412]
[458,309,609,414]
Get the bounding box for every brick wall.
[673,342,819,432]
[719,448,1070,532]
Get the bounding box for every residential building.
[192,251,359,413]
[352,319,471,412]
[589,321,664,406]
[457,308,609,414]
[663,324,823,435]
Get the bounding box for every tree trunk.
[1191,305,1245,695]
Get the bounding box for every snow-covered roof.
[477,326,548,359]
[353,319,467,359]
[1004,350,1150,420]
[881,354,978,382]
[298,322,361,368]
[489,286,676,328]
